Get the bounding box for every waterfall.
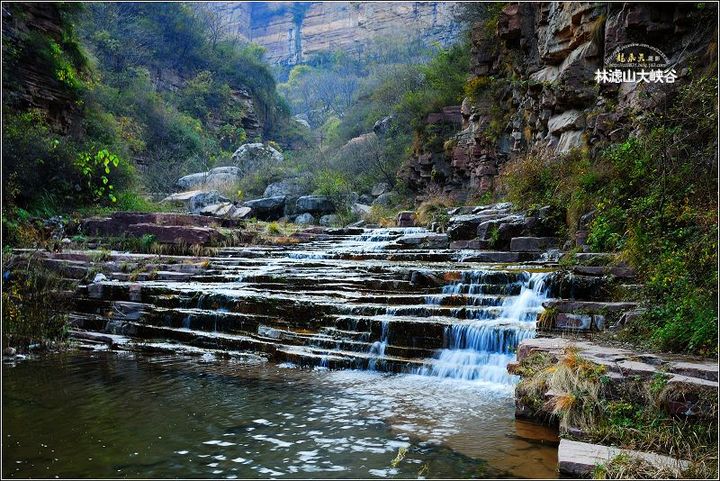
[413,272,549,385]
[367,320,390,371]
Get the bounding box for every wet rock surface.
[29,226,559,378]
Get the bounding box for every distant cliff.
[209,2,461,65]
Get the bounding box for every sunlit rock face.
[207,2,461,65]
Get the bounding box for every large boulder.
[296,196,335,215]
[176,172,207,190]
[446,214,489,241]
[396,211,416,227]
[371,182,391,197]
[176,166,241,191]
[230,206,253,220]
[372,192,394,207]
[476,215,527,248]
[263,179,306,198]
[188,191,230,214]
[162,190,205,203]
[243,196,286,221]
[231,143,284,175]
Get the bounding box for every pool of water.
[3,351,558,478]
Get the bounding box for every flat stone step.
[509,237,560,252]
[542,300,639,312]
[337,303,541,321]
[458,251,543,263]
[557,439,689,477]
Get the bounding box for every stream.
[3,227,560,478]
[3,353,557,478]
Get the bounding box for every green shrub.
[499,76,718,355]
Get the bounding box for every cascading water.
[367,320,390,371]
[414,271,550,385]
[289,227,429,259]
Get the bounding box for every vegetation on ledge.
[516,349,718,479]
[499,76,718,356]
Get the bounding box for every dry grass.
[517,347,605,431]
[415,195,455,228]
[365,204,398,227]
[266,236,301,245]
[516,347,718,479]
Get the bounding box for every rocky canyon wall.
[208,2,461,65]
[402,2,717,202]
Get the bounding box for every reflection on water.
[3,352,558,479]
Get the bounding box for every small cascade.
[367,320,390,371]
[414,272,550,385]
[287,227,428,259]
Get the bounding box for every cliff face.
[402,2,717,201]
[1,3,83,131]
[210,1,461,65]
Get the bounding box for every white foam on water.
[413,272,550,385]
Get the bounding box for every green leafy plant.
[75,148,121,202]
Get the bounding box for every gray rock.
[319,214,340,227]
[199,202,235,217]
[372,192,394,207]
[556,130,585,153]
[231,143,284,176]
[188,191,230,214]
[358,194,374,205]
[547,110,585,134]
[351,203,371,216]
[292,114,311,129]
[263,179,306,198]
[4,346,17,357]
[176,166,241,191]
[176,172,208,190]
[229,206,253,220]
[558,439,688,478]
[373,115,394,135]
[397,211,416,227]
[296,196,335,215]
[243,196,286,221]
[476,215,526,241]
[294,213,316,225]
[371,183,390,197]
[162,190,205,203]
[446,212,515,241]
[209,166,241,176]
[93,273,107,283]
